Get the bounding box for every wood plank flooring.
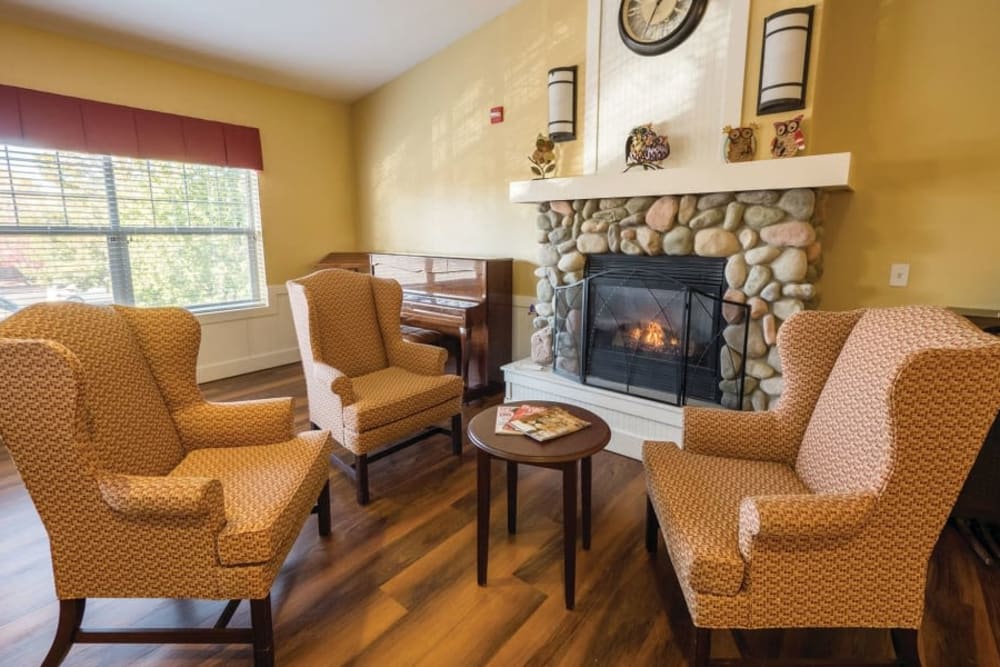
[0,363,997,666]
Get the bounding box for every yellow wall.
[811,0,1000,310]
[351,0,587,297]
[0,19,357,284]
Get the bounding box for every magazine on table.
[494,404,548,435]
[506,406,591,442]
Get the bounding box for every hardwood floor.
[0,363,998,666]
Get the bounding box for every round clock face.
[618,0,709,56]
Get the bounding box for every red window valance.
[0,84,263,170]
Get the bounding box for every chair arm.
[738,492,877,559]
[98,474,225,523]
[173,398,295,449]
[314,362,357,406]
[389,339,447,376]
[683,406,797,463]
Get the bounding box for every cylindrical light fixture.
[757,6,815,115]
[548,66,578,142]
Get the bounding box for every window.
[0,143,266,319]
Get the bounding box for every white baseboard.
[197,346,300,383]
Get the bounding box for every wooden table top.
[467,401,611,464]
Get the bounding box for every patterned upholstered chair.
[643,306,1000,667]
[287,269,464,504]
[0,303,334,667]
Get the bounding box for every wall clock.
[618,0,709,56]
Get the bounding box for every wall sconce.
[548,66,578,142]
[757,6,815,115]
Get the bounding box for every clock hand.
[643,0,666,38]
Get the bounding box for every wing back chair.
[0,302,333,667]
[287,269,464,504]
[643,306,1000,667]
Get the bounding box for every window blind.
[0,143,266,319]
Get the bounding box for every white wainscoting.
[195,284,300,383]
[503,359,687,461]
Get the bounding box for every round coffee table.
[468,401,611,610]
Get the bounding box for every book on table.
[494,404,548,435]
[505,406,591,442]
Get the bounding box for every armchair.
[643,306,1000,666]
[287,269,464,504]
[0,302,334,667]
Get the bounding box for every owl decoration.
[770,115,806,159]
[722,124,758,163]
[528,134,557,179]
[624,124,670,172]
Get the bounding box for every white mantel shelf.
[509,152,853,203]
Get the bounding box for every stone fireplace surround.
[531,186,825,411]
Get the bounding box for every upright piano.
[315,252,513,397]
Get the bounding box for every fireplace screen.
[552,255,747,407]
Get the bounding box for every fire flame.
[626,321,680,353]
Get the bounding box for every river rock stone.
[537,214,552,231]
[725,253,748,289]
[532,316,549,330]
[608,223,620,253]
[557,251,585,273]
[723,288,747,324]
[778,188,816,220]
[562,214,574,227]
[698,192,735,210]
[721,377,758,395]
[546,267,560,287]
[723,202,746,231]
[548,226,570,244]
[761,281,783,302]
[535,301,553,317]
[536,230,549,243]
[744,205,786,229]
[747,296,768,319]
[746,358,776,379]
[694,228,740,257]
[538,244,559,267]
[762,313,778,345]
[550,200,573,216]
[761,375,785,396]
[582,199,598,220]
[721,348,742,380]
[572,215,582,239]
[563,271,582,284]
[751,389,769,411]
[646,195,679,232]
[626,196,656,214]
[539,202,551,213]
[744,245,781,265]
[619,212,645,227]
[723,320,767,358]
[620,239,643,255]
[782,283,816,300]
[773,298,804,321]
[636,226,662,255]
[600,197,628,210]
[566,308,581,335]
[806,265,821,282]
[577,232,608,254]
[580,220,599,233]
[760,221,817,248]
[536,278,554,302]
[530,327,553,365]
[621,227,636,240]
[771,248,808,282]
[744,264,772,297]
[689,207,726,230]
[806,241,822,263]
[721,392,753,411]
[556,356,578,374]
[736,190,780,205]
[663,226,694,255]
[557,239,577,254]
[739,228,759,250]
[547,210,561,227]
[572,199,585,212]
[678,194,698,225]
[768,345,782,373]
[566,283,582,309]
[593,207,628,224]
[534,267,547,278]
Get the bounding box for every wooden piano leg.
[459,325,471,389]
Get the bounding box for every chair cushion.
[644,441,809,597]
[170,431,330,566]
[344,366,464,433]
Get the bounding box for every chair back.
[0,302,185,475]
[287,269,389,377]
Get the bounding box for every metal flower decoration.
[529,134,557,179]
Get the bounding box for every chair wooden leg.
[646,495,659,554]
[451,413,463,456]
[42,598,85,667]
[891,628,921,667]
[249,595,274,667]
[316,480,331,536]
[356,454,370,505]
[692,627,711,667]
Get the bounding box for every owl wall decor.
[624,124,670,171]
[770,115,806,158]
[722,124,758,163]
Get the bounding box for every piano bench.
[400,325,444,346]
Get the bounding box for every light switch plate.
[889,263,910,287]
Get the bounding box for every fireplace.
[552,255,747,406]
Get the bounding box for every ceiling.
[0,0,524,101]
